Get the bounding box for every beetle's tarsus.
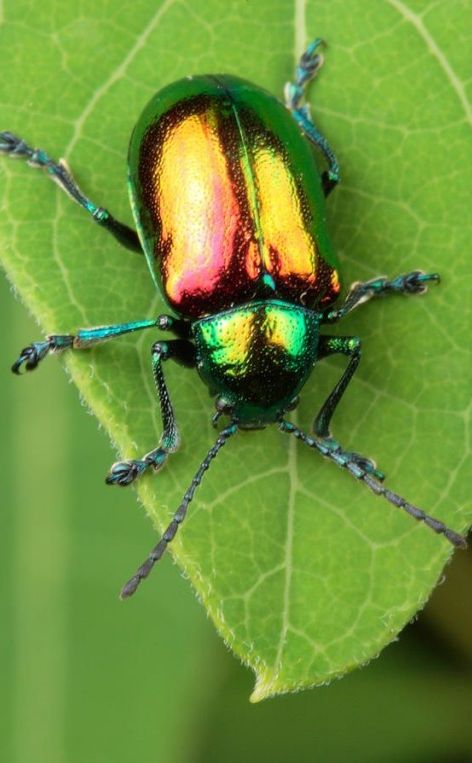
[11,340,52,374]
[296,38,325,89]
[12,335,74,374]
[12,347,38,374]
[285,38,324,108]
[314,436,385,481]
[355,459,385,482]
[322,270,442,324]
[106,459,147,486]
[0,131,36,160]
[0,131,20,153]
[406,271,440,293]
[106,447,168,486]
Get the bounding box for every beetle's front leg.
[11,313,190,373]
[314,335,385,481]
[106,340,196,486]
[12,335,73,373]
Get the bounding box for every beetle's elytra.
[129,73,341,321]
[1,38,466,597]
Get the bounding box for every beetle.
[1,39,466,597]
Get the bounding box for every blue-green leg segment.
[12,321,155,374]
[322,271,440,324]
[285,38,340,196]
[316,272,441,482]
[11,314,188,374]
[314,335,385,481]
[0,131,141,252]
[120,423,238,598]
[279,420,467,549]
[106,339,196,487]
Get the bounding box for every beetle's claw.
[350,455,385,482]
[407,271,440,294]
[11,344,43,374]
[295,39,325,90]
[339,451,385,481]
[0,131,20,154]
[301,38,325,67]
[317,437,386,481]
[106,459,146,486]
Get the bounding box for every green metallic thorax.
[193,300,320,424]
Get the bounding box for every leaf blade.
[1,0,471,700]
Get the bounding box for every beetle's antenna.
[120,422,238,598]
[279,420,467,548]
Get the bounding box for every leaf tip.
[249,668,280,703]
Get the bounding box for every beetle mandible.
[1,39,466,597]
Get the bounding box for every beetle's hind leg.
[0,131,141,252]
[285,39,340,196]
[106,340,196,486]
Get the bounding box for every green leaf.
[0,279,218,763]
[1,0,470,700]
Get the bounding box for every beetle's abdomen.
[128,75,341,318]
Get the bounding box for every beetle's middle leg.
[0,131,141,252]
[106,339,196,486]
[322,271,440,324]
[313,335,385,481]
[285,38,340,196]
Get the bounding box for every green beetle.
[1,39,466,597]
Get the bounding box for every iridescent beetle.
[1,40,466,597]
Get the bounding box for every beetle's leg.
[155,314,193,340]
[0,131,141,252]
[313,335,385,481]
[322,271,440,324]
[120,423,238,598]
[285,38,340,196]
[11,313,189,373]
[315,335,360,437]
[106,339,196,486]
[279,419,467,549]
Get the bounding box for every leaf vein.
[386,0,472,126]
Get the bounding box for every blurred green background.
[1,274,472,762]
[1,0,472,761]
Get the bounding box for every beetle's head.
[193,301,320,427]
[212,394,299,429]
